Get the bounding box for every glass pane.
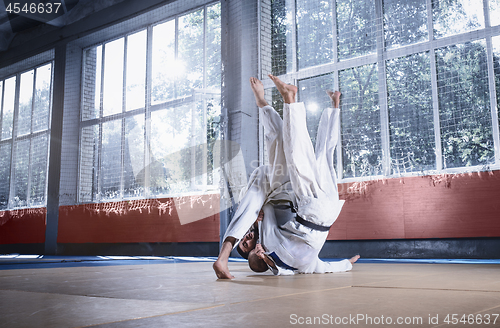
[0,143,11,210]
[18,70,34,136]
[337,0,377,60]
[101,119,122,200]
[150,105,192,196]
[126,30,147,111]
[1,77,16,139]
[33,63,52,132]
[384,0,428,49]
[152,20,176,104]
[29,134,48,206]
[79,125,100,203]
[432,0,485,38]
[205,95,222,185]
[298,74,335,147]
[124,115,144,198]
[192,94,210,186]
[297,0,333,69]
[491,0,500,26]
[491,36,500,147]
[436,40,493,168]
[339,64,382,178]
[178,9,204,98]
[270,0,294,75]
[103,38,124,116]
[206,3,222,90]
[82,46,102,121]
[13,139,30,208]
[386,52,435,174]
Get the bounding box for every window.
[79,2,221,203]
[336,0,377,60]
[490,0,500,27]
[264,0,500,180]
[435,41,493,168]
[339,64,382,178]
[297,0,334,68]
[386,53,435,173]
[383,0,428,49]
[432,0,484,38]
[0,63,53,209]
[494,36,500,126]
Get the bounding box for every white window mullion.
[174,17,179,99]
[26,69,37,206]
[120,37,128,199]
[375,0,391,176]
[290,0,297,74]
[26,139,33,206]
[203,5,208,90]
[144,26,154,198]
[427,0,443,171]
[46,64,54,204]
[332,0,343,181]
[191,96,196,189]
[8,75,20,209]
[97,45,106,202]
[202,5,209,185]
[30,68,37,134]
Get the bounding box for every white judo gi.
[223,101,351,275]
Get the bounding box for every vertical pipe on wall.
[44,43,66,255]
[219,0,260,249]
[219,0,230,248]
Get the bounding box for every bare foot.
[268,74,297,104]
[349,254,360,265]
[213,259,235,279]
[326,90,341,108]
[250,77,268,108]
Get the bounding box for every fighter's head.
[248,248,269,272]
[236,225,259,259]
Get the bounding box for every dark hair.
[248,251,269,273]
[237,243,249,259]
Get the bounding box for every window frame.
[0,60,54,210]
[77,1,222,204]
[261,0,500,182]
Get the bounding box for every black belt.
[295,215,332,232]
[270,201,332,232]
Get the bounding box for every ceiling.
[0,0,125,52]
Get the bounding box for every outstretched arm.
[213,217,261,279]
[213,236,237,279]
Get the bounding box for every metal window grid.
[77,2,221,204]
[260,0,500,182]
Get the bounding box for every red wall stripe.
[57,194,220,243]
[329,171,500,240]
[0,208,46,244]
[2,171,500,245]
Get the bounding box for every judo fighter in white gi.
[213,74,359,279]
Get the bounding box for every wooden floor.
[0,257,499,327]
